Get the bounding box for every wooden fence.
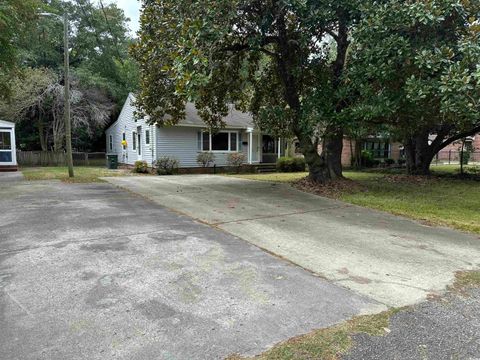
[17,151,106,167]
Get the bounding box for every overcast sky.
[105,0,141,36]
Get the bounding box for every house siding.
[156,126,247,167]
[106,94,256,168]
[105,94,155,166]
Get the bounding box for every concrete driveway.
[104,175,480,308]
[0,180,379,360]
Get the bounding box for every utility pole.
[63,12,74,178]
[38,11,74,177]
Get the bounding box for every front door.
[137,126,142,159]
[0,130,14,165]
[262,135,278,163]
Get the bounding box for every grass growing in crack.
[227,309,401,360]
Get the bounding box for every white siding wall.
[156,126,248,167]
[106,94,252,168]
[105,94,155,166]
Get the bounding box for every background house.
[105,94,286,168]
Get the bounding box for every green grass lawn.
[21,166,135,183]
[230,165,480,234]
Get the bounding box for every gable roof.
[114,93,254,130]
[179,102,254,129]
[0,120,15,128]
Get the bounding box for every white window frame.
[145,129,150,145]
[132,131,137,151]
[201,131,239,152]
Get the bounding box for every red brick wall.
[318,138,403,167]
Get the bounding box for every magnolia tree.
[132,0,361,183]
[348,0,480,175]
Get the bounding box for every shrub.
[154,156,179,175]
[385,158,395,166]
[360,150,375,167]
[460,150,471,165]
[293,157,306,171]
[227,152,246,172]
[197,152,216,167]
[133,160,149,173]
[397,158,406,166]
[276,156,306,172]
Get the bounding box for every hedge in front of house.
[276,156,306,172]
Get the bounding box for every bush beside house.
[227,152,246,173]
[197,152,216,167]
[154,157,179,175]
[133,160,149,173]
[276,157,306,172]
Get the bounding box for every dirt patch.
[292,177,365,199]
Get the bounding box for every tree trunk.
[37,117,47,151]
[297,134,331,183]
[321,128,344,179]
[404,133,435,175]
[296,129,344,184]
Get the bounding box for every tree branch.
[433,124,480,153]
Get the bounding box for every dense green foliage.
[0,0,139,152]
[276,156,307,172]
[133,0,362,183]
[348,0,480,174]
[0,0,40,98]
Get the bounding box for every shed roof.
[0,120,15,128]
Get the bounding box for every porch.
[245,128,285,164]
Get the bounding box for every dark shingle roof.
[130,94,254,129]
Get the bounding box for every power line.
[98,0,124,64]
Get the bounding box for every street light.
[38,12,74,178]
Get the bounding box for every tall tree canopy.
[0,0,40,99]
[348,0,480,174]
[133,0,361,183]
[0,0,139,152]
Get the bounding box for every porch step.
[0,165,18,172]
[256,165,277,173]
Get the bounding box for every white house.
[105,94,285,168]
[0,120,17,171]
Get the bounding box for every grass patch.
[230,172,309,183]
[21,166,135,183]
[227,309,401,360]
[450,271,480,292]
[229,167,480,234]
[229,271,480,360]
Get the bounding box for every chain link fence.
[433,150,480,165]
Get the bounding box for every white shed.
[0,120,18,171]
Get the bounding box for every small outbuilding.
[0,120,18,171]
